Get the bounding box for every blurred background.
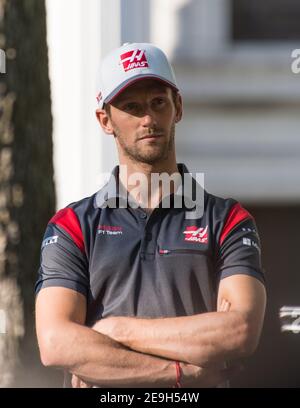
[0,0,299,387]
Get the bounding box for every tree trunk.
[0,0,55,386]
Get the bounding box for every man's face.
[104,79,182,165]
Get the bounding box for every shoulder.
[49,180,110,225]
[204,191,255,244]
[49,193,99,227]
[45,192,102,255]
[205,191,236,215]
[205,190,252,221]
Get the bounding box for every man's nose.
[140,108,156,127]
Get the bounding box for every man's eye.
[153,98,166,107]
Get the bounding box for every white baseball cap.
[97,42,179,108]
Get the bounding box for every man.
[35,43,266,388]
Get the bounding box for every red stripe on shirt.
[219,203,253,246]
[49,208,85,253]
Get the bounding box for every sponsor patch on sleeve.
[42,235,58,249]
[242,237,260,252]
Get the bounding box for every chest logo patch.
[97,225,123,236]
[183,226,208,243]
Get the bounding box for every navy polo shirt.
[36,163,264,326]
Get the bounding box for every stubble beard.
[113,123,176,166]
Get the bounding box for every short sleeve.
[216,203,265,285]
[35,208,89,297]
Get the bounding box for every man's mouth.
[139,133,164,141]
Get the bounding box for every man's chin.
[134,155,166,165]
[128,146,169,165]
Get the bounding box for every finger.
[219,299,230,312]
[223,300,231,312]
[80,380,93,388]
[218,299,226,312]
[71,375,81,388]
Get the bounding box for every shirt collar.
[94,163,204,211]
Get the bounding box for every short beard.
[112,123,176,165]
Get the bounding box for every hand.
[219,299,231,312]
[71,374,93,388]
[181,361,243,388]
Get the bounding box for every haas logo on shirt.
[183,226,208,243]
[120,49,149,72]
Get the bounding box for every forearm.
[95,311,251,367]
[40,320,181,387]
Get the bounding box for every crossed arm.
[96,274,266,367]
[35,274,266,387]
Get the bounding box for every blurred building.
[46,0,300,387]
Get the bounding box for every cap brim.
[104,75,179,106]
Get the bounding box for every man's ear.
[174,93,183,123]
[95,108,114,134]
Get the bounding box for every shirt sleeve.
[35,207,89,297]
[216,202,265,285]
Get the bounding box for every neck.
[118,155,180,211]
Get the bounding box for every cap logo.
[120,49,149,72]
[96,91,103,103]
